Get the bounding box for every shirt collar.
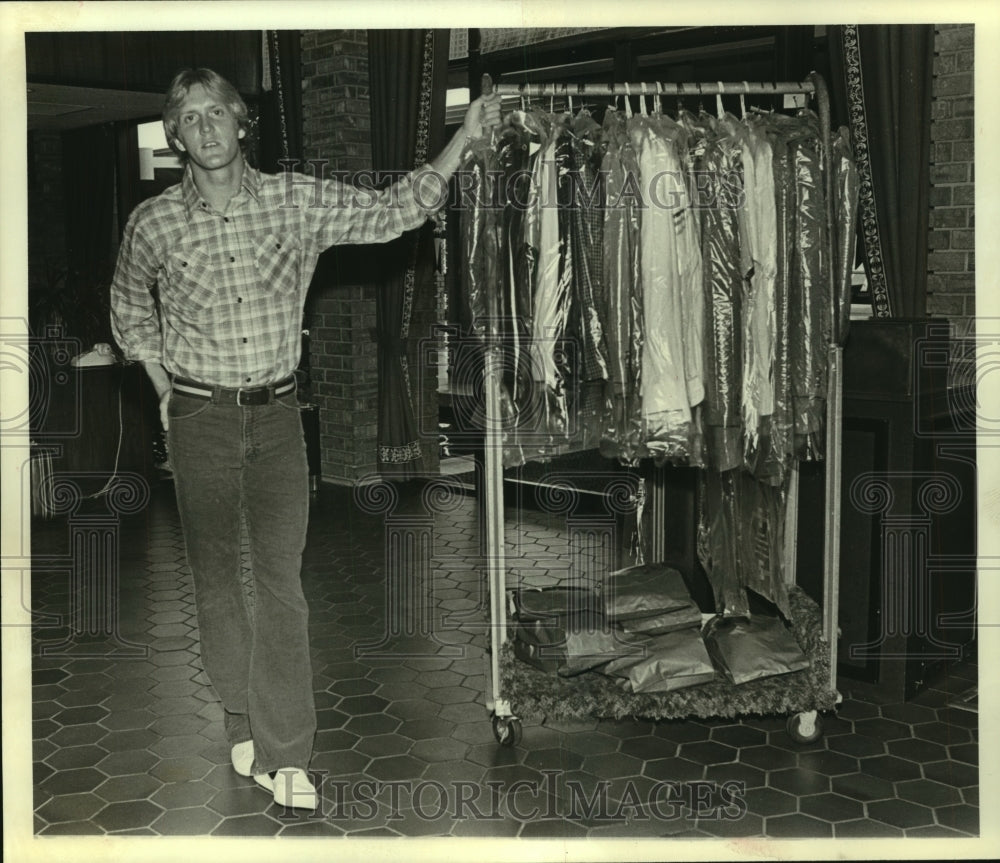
[181,159,262,220]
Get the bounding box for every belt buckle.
[236,387,253,407]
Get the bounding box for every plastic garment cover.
[605,628,716,693]
[703,614,809,685]
[563,115,610,452]
[458,136,503,343]
[631,115,704,462]
[747,114,797,483]
[601,562,694,622]
[831,127,859,346]
[736,471,791,617]
[788,113,830,459]
[696,467,792,617]
[497,118,538,412]
[598,109,645,465]
[696,126,745,472]
[696,468,751,617]
[740,117,779,456]
[526,118,575,454]
[497,111,549,468]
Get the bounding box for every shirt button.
[246,377,252,383]
[224,217,230,223]
[242,337,248,343]
[229,256,236,263]
[237,297,243,303]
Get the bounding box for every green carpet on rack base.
[499,586,837,722]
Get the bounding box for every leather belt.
[172,374,297,406]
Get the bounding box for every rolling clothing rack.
[480,74,844,744]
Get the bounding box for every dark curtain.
[368,29,449,474]
[62,124,117,348]
[258,30,303,171]
[829,25,934,319]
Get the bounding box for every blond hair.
[162,68,249,159]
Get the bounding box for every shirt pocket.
[254,233,301,294]
[164,246,215,311]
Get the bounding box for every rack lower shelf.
[498,586,838,723]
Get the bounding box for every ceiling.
[26,82,165,131]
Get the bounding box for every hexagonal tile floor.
[31,481,979,838]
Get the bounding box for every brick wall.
[301,30,379,484]
[927,24,975,337]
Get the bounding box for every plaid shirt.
[111,161,434,387]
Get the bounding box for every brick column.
[927,24,975,335]
[300,30,379,484]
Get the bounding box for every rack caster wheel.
[786,711,824,745]
[492,715,522,747]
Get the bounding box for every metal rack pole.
[809,71,843,694]
[485,339,511,718]
[494,80,817,98]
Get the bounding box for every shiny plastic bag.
[513,586,601,622]
[606,628,716,693]
[601,562,695,622]
[560,626,649,677]
[621,604,704,636]
[514,608,611,674]
[703,613,809,685]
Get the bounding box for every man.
[111,67,500,810]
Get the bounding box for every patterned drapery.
[831,24,935,319]
[368,30,449,472]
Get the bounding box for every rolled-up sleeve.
[110,209,163,362]
[303,165,442,248]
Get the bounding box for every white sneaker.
[254,767,318,810]
[230,740,254,777]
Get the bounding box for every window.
[136,119,181,179]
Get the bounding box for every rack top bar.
[493,80,816,97]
